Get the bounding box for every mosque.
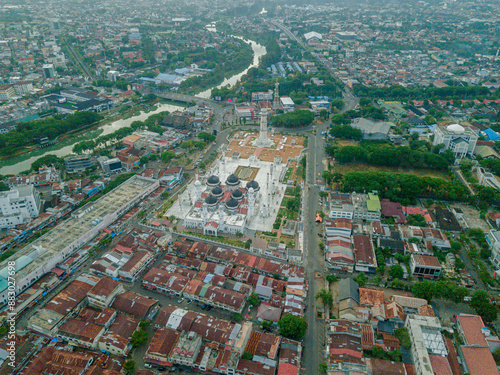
[166,108,305,234]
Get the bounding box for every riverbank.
[0,35,267,176]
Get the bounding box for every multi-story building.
[406,315,449,375]
[433,124,478,160]
[0,84,15,101]
[410,254,442,279]
[0,185,41,229]
[280,96,295,112]
[487,229,500,268]
[330,192,381,221]
[43,64,56,79]
[64,154,94,173]
[87,276,124,309]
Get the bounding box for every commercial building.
[410,254,442,279]
[351,118,391,140]
[280,96,295,112]
[42,64,55,79]
[406,315,448,375]
[0,185,41,229]
[87,276,124,309]
[0,176,159,305]
[64,154,94,173]
[487,229,500,268]
[101,157,123,174]
[432,124,478,160]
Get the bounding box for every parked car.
[177,298,184,304]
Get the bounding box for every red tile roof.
[457,314,487,346]
[461,346,498,375]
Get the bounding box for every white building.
[168,155,288,233]
[432,124,478,160]
[0,185,41,229]
[487,229,500,268]
[0,176,159,306]
[406,315,447,375]
[280,96,295,112]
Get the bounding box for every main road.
[301,95,358,372]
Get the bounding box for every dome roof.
[211,186,223,196]
[226,174,240,185]
[447,124,465,134]
[195,179,201,186]
[232,189,243,199]
[246,180,260,191]
[225,197,239,208]
[207,175,220,185]
[205,194,217,205]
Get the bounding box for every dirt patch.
[332,163,451,180]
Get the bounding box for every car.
[158,367,167,372]
[201,304,207,310]
[144,364,152,369]
[206,305,213,311]
[177,298,184,304]
[186,299,193,305]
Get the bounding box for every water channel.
[0,28,266,175]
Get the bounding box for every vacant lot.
[332,163,451,181]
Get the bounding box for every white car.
[177,298,185,304]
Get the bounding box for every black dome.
[232,189,243,199]
[212,186,223,196]
[226,174,240,184]
[225,197,239,208]
[205,194,217,205]
[207,175,220,185]
[246,180,260,191]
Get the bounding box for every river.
[0,29,266,176]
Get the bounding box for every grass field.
[331,163,451,181]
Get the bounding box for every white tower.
[195,179,202,202]
[218,205,225,231]
[256,108,274,148]
[248,187,256,217]
[203,205,208,225]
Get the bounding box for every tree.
[326,274,338,283]
[315,288,333,307]
[244,239,252,249]
[139,320,150,329]
[123,360,136,374]
[278,314,308,339]
[471,290,498,323]
[353,273,367,287]
[319,362,328,373]
[249,293,261,306]
[493,347,500,365]
[262,320,273,331]
[242,351,253,360]
[388,264,404,280]
[130,329,148,347]
[412,281,436,302]
[393,327,411,349]
[319,242,325,251]
[232,313,243,323]
[140,156,149,165]
[161,150,176,163]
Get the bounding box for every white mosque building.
[183,173,259,235]
[167,107,294,235]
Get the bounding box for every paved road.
[301,92,358,372]
[62,37,94,79]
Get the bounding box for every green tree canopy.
[278,314,308,340]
